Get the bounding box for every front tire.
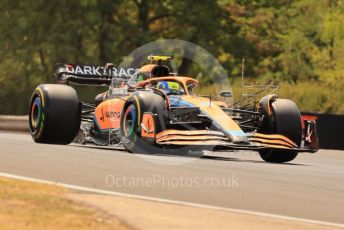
[258,99,302,163]
[120,91,167,153]
[29,84,81,144]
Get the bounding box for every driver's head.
[157,81,180,94]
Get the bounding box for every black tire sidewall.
[29,84,80,144]
[259,99,301,163]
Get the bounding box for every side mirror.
[220,91,232,98]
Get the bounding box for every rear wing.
[54,63,138,85]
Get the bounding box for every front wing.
[155,121,318,153]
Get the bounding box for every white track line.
[0,172,343,229]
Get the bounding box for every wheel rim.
[123,105,136,137]
[30,96,42,132]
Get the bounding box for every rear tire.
[29,84,81,144]
[258,99,302,163]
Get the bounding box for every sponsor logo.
[100,107,121,122]
[66,65,138,78]
[305,124,313,143]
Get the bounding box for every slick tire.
[259,99,302,163]
[120,91,167,153]
[29,84,81,144]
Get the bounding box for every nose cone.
[181,95,250,144]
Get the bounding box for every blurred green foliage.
[0,0,343,114]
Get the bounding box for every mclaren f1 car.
[29,55,319,163]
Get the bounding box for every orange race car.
[29,55,319,163]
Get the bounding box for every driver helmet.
[157,81,180,94]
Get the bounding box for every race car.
[28,55,319,163]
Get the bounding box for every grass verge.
[0,177,130,230]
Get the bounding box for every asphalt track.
[0,132,343,225]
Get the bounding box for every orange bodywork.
[181,95,243,132]
[141,113,155,138]
[138,64,156,73]
[249,137,295,148]
[251,133,297,147]
[95,98,126,130]
[156,130,225,139]
[156,130,229,145]
[248,132,298,149]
